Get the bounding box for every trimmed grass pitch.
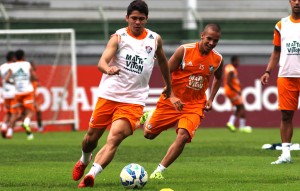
[0,128,300,191]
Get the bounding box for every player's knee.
[281,110,293,122]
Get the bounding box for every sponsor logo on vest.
[286,41,300,55]
[125,54,144,74]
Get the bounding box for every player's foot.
[271,155,292,164]
[78,174,94,188]
[72,155,92,181]
[239,126,252,133]
[226,122,236,132]
[27,134,34,141]
[1,128,7,138]
[140,111,149,125]
[150,172,164,179]
[38,126,44,133]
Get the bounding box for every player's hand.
[170,96,184,111]
[204,100,213,112]
[162,86,172,99]
[260,73,269,85]
[106,66,120,75]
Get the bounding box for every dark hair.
[203,23,221,33]
[127,0,148,17]
[231,55,239,63]
[15,49,25,60]
[6,51,15,62]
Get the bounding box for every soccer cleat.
[150,172,164,179]
[271,155,292,164]
[72,155,92,181]
[140,111,149,125]
[226,122,236,132]
[239,126,252,133]
[27,134,34,141]
[78,174,94,188]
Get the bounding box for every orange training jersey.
[223,63,240,94]
[158,42,222,111]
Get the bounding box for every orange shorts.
[3,98,18,114]
[14,92,35,111]
[144,102,201,143]
[89,97,144,132]
[225,90,243,105]
[277,77,300,110]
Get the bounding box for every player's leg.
[150,115,200,179]
[73,127,106,181]
[78,121,132,188]
[271,77,298,164]
[236,104,252,133]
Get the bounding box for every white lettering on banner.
[51,87,72,110]
[210,79,278,112]
[76,87,90,111]
[35,79,298,112]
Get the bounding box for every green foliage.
[0,128,300,191]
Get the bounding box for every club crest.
[145,46,153,54]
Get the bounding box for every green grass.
[0,128,300,191]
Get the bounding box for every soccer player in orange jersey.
[142,24,223,179]
[261,0,300,164]
[224,56,252,133]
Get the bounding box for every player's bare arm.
[205,61,223,112]
[98,34,120,75]
[155,35,173,99]
[260,46,280,85]
[4,69,13,84]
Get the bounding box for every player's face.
[290,0,300,14]
[126,10,148,37]
[199,28,221,54]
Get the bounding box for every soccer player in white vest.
[72,0,177,188]
[0,51,17,138]
[5,49,37,140]
[261,0,300,164]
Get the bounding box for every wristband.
[265,71,271,75]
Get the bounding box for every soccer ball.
[120,163,148,189]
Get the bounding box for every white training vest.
[278,16,300,77]
[10,61,34,94]
[0,63,16,99]
[97,28,158,106]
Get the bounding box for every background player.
[224,55,252,133]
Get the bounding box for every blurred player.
[142,23,223,179]
[0,51,17,138]
[6,49,37,140]
[30,61,44,132]
[261,0,300,164]
[224,55,252,133]
[72,0,175,188]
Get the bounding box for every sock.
[80,150,92,165]
[228,115,236,125]
[1,123,7,130]
[239,118,246,128]
[87,163,103,177]
[36,111,43,128]
[6,128,13,137]
[154,164,166,173]
[282,143,291,157]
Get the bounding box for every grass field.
[1,128,300,191]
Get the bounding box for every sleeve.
[273,21,281,46]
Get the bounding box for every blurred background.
[0,0,295,129]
